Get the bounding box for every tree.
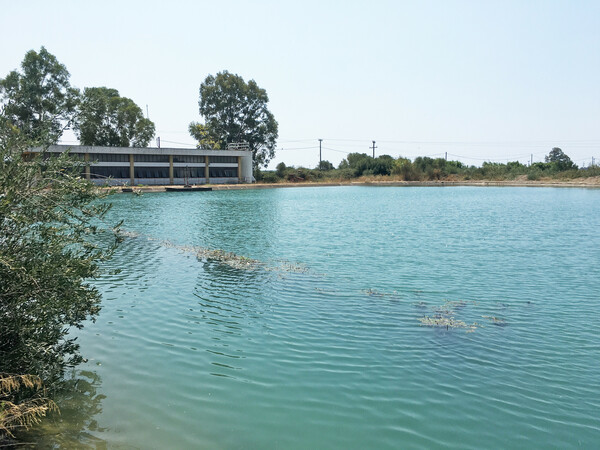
[0,120,120,438]
[188,122,221,150]
[190,71,278,168]
[339,153,394,177]
[0,47,79,144]
[317,160,334,171]
[545,147,577,171]
[74,87,155,147]
[391,157,419,181]
[275,162,287,178]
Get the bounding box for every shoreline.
[112,177,600,193]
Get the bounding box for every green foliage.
[527,168,542,180]
[545,147,577,171]
[391,157,420,180]
[339,153,394,177]
[0,121,121,385]
[260,171,279,183]
[274,148,594,183]
[191,71,279,168]
[188,122,221,150]
[317,160,334,171]
[74,87,155,147]
[275,162,287,178]
[0,47,79,144]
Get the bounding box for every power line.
[322,146,352,154]
[277,146,319,151]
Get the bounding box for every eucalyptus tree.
[0,47,79,144]
[75,87,155,147]
[190,71,278,168]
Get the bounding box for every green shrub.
[261,172,278,183]
[527,168,542,180]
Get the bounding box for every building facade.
[40,145,253,185]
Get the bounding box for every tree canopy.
[74,87,155,147]
[545,147,577,171]
[0,47,79,144]
[190,71,278,168]
[338,153,395,177]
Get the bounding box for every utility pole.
[371,140,377,158]
[319,139,323,168]
[445,152,447,161]
[592,156,595,167]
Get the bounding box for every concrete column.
[84,153,90,180]
[129,154,135,185]
[169,155,174,185]
[237,156,241,181]
[240,153,253,182]
[205,155,210,183]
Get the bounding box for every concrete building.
[39,145,253,185]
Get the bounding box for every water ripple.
[31,187,600,449]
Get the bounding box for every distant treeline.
[258,148,599,183]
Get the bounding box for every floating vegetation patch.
[161,241,264,271]
[117,229,141,239]
[418,300,480,333]
[419,316,471,329]
[361,289,402,299]
[481,315,507,326]
[117,229,307,273]
[265,260,310,274]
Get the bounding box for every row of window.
[173,155,204,163]
[44,153,239,163]
[90,166,129,179]
[134,154,169,163]
[88,153,130,162]
[88,166,239,179]
[59,153,238,164]
[209,167,238,178]
[172,155,238,163]
[209,156,238,163]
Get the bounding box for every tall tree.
[545,147,577,171]
[74,87,155,147]
[190,71,278,168]
[0,47,79,144]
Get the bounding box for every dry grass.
[0,374,57,439]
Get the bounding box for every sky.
[1,0,599,169]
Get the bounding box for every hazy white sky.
[1,0,599,168]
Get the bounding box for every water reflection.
[19,371,107,448]
[192,258,282,381]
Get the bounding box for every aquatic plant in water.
[418,300,480,332]
[118,229,308,273]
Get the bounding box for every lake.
[28,186,600,448]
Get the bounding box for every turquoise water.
[31,186,600,448]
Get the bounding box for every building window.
[174,167,204,178]
[209,156,238,163]
[89,153,130,163]
[134,154,169,163]
[90,166,130,179]
[173,155,204,163]
[209,167,237,178]
[134,167,170,178]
